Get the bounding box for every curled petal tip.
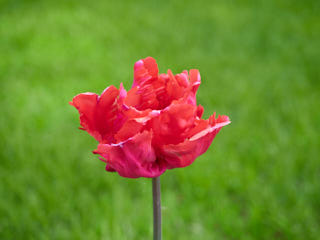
[133,57,159,88]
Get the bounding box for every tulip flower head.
[70,57,230,178]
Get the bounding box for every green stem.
[152,177,162,240]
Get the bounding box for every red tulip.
[70,57,230,178]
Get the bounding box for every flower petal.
[152,102,197,145]
[124,86,141,107]
[196,104,204,118]
[165,69,185,102]
[114,120,144,143]
[95,86,120,142]
[159,114,230,169]
[133,57,159,88]
[175,70,189,88]
[189,69,201,94]
[70,86,121,143]
[94,131,166,178]
[118,83,127,105]
[70,92,101,141]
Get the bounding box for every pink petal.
[133,57,159,88]
[152,102,197,145]
[95,86,120,142]
[166,69,185,102]
[189,69,201,94]
[124,86,141,107]
[98,157,116,172]
[94,131,166,178]
[159,114,230,169]
[114,120,144,143]
[118,83,127,105]
[136,84,159,110]
[70,86,121,143]
[178,69,201,106]
[106,164,116,172]
[70,92,102,141]
[196,105,204,118]
[175,70,189,88]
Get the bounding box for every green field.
[1,0,319,239]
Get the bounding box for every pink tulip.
[70,57,230,178]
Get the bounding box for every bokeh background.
[1,0,319,239]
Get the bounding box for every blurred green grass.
[0,0,320,239]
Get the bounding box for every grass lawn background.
[0,0,319,239]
